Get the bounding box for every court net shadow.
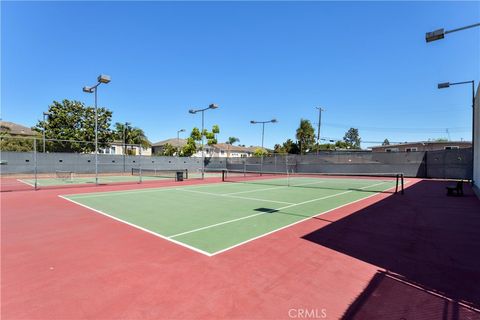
[302,180,480,310]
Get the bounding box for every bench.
[446,180,464,196]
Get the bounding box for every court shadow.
[342,271,480,320]
[302,180,480,309]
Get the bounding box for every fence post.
[33,138,38,190]
[139,144,142,183]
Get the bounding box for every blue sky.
[2,1,479,148]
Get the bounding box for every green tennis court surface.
[61,176,399,256]
[19,172,220,187]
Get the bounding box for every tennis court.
[61,173,404,255]
[19,170,221,187]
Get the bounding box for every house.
[151,138,187,155]
[0,121,38,137]
[100,141,152,156]
[201,143,264,158]
[371,141,472,152]
[151,138,265,157]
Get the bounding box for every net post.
[395,174,399,194]
[33,138,38,190]
[243,159,246,177]
[222,169,226,182]
[185,169,188,179]
[401,173,404,195]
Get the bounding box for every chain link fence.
[223,149,473,180]
[0,136,205,191]
[1,136,472,192]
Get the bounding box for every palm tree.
[225,137,240,158]
[113,122,150,155]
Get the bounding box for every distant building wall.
[371,141,472,153]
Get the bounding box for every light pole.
[177,129,185,156]
[123,122,130,172]
[83,74,111,185]
[315,107,325,153]
[189,104,218,179]
[42,111,51,152]
[250,119,277,172]
[426,23,480,42]
[438,81,476,183]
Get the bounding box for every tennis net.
[222,169,405,194]
[55,170,73,180]
[131,168,188,180]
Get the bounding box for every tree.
[181,137,197,157]
[343,128,361,149]
[181,128,201,157]
[226,137,240,158]
[0,134,35,152]
[382,139,390,146]
[161,143,177,156]
[34,99,113,152]
[112,122,150,155]
[253,148,268,157]
[274,139,300,154]
[205,124,220,146]
[295,119,316,154]
[226,137,239,145]
[273,144,285,153]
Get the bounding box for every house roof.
[371,141,472,149]
[152,138,188,148]
[152,139,267,152]
[0,121,38,137]
[210,143,266,152]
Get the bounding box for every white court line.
[176,188,295,205]
[58,179,409,257]
[210,180,410,256]
[62,176,388,199]
[169,181,388,239]
[16,179,35,187]
[58,195,214,257]
[62,182,223,199]
[223,180,327,195]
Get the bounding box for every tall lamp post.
[189,104,219,179]
[123,122,130,172]
[426,23,480,42]
[438,81,476,183]
[250,119,277,172]
[177,129,185,156]
[83,74,111,185]
[315,107,325,154]
[42,111,51,152]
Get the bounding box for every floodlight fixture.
[425,23,480,43]
[426,29,445,42]
[83,86,94,93]
[98,74,111,84]
[438,82,450,89]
